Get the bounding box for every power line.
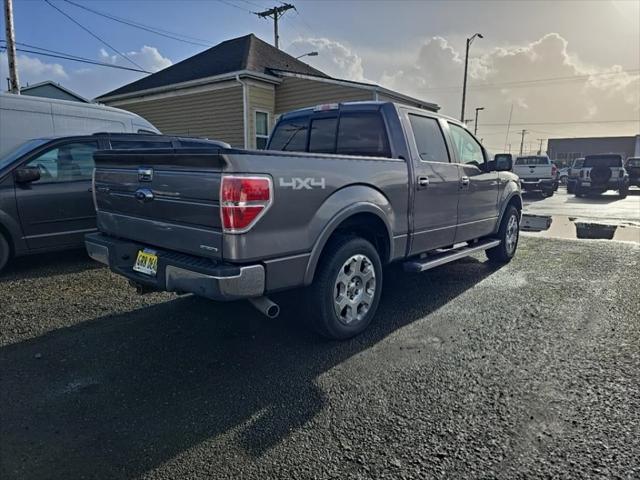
[419,69,640,93]
[0,43,151,73]
[61,0,212,48]
[213,0,254,13]
[43,0,144,70]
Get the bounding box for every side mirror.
[14,166,41,184]
[494,153,513,172]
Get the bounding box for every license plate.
[133,249,158,276]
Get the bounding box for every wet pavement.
[522,187,640,243]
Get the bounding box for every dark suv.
[0,133,227,271]
[625,157,640,187]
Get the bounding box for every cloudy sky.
[1,0,638,150]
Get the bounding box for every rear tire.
[307,236,383,340]
[486,206,520,264]
[619,186,628,199]
[0,233,10,273]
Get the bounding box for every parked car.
[85,101,522,340]
[0,93,160,158]
[0,133,227,272]
[625,157,640,187]
[558,167,570,185]
[513,155,557,197]
[566,157,584,194]
[573,154,629,198]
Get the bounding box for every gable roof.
[21,80,89,102]
[97,34,328,99]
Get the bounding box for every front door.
[446,123,500,242]
[15,140,99,251]
[406,113,460,254]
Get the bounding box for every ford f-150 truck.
[85,102,522,339]
[513,155,557,197]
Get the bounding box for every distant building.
[547,135,640,166]
[20,81,89,103]
[96,33,438,149]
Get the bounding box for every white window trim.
[255,110,270,148]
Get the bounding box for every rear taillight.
[220,175,272,233]
[551,164,557,177]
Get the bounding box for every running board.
[403,239,501,273]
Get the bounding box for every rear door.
[446,122,499,242]
[405,112,460,253]
[15,139,100,250]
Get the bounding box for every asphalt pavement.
[1,237,638,479]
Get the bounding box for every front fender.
[303,185,395,285]
[496,178,523,230]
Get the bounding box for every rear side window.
[337,113,390,157]
[268,118,309,152]
[408,114,449,163]
[309,117,338,153]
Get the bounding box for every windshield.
[0,139,50,170]
[515,156,549,165]
[584,155,622,168]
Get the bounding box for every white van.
[0,93,160,158]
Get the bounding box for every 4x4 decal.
[279,177,326,190]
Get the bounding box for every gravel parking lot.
[1,237,639,479]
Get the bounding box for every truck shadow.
[0,249,101,284]
[0,257,499,479]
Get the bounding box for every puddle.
[521,214,640,243]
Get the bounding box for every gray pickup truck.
[86,102,522,339]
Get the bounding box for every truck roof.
[278,101,462,125]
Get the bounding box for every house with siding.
[96,34,438,149]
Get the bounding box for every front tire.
[0,233,10,273]
[307,236,383,340]
[486,206,520,264]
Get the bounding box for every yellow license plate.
[133,249,158,276]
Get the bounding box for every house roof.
[21,80,89,102]
[97,34,328,99]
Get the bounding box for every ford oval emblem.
[134,188,154,203]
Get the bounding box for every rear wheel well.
[321,213,390,267]
[0,223,13,256]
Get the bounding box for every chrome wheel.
[333,254,376,325]
[505,213,519,255]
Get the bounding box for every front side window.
[408,114,450,163]
[255,111,270,150]
[448,123,485,168]
[25,141,98,183]
[268,117,308,152]
[337,113,391,157]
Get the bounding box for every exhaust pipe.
[248,296,280,319]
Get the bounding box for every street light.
[295,51,319,60]
[460,33,483,122]
[474,107,484,136]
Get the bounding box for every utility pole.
[537,138,545,154]
[4,0,20,94]
[460,32,483,122]
[255,3,295,49]
[519,129,528,156]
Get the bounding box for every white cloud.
[286,37,367,82]
[98,45,172,73]
[0,51,68,85]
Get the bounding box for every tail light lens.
[551,164,557,177]
[220,175,272,233]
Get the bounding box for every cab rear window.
[515,156,549,165]
[268,111,391,157]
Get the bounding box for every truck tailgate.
[93,148,226,259]
[514,164,552,179]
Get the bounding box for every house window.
[255,111,269,149]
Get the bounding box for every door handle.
[417,176,429,188]
[460,176,470,188]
